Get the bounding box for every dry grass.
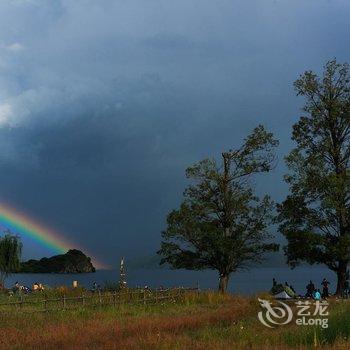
[0,292,349,349]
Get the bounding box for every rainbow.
[0,202,108,269]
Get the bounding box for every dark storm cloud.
[0,0,350,264]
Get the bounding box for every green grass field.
[1,290,350,349]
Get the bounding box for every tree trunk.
[336,262,347,296]
[218,273,229,293]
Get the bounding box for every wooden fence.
[0,287,199,314]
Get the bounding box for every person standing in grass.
[321,278,330,298]
[306,280,315,298]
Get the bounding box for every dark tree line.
[159,59,350,294]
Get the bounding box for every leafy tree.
[0,233,22,288]
[277,60,350,295]
[158,125,279,293]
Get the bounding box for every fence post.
[82,294,85,308]
[99,290,102,306]
[143,289,146,305]
[113,291,116,307]
[62,295,66,310]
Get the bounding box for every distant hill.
[19,249,96,273]
[128,254,167,270]
[127,251,288,270]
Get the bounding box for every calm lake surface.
[5,266,337,295]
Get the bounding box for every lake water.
[5,266,337,295]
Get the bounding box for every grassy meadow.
[0,290,350,349]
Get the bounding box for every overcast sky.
[0,0,349,267]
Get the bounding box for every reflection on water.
[5,267,336,295]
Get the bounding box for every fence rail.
[0,287,199,314]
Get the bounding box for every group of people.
[306,279,330,299]
[272,277,334,299]
[12,281,45,294]
[11,281,101,294]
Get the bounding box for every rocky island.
[19,249,96,273]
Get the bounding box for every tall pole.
[119,257,127,289]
